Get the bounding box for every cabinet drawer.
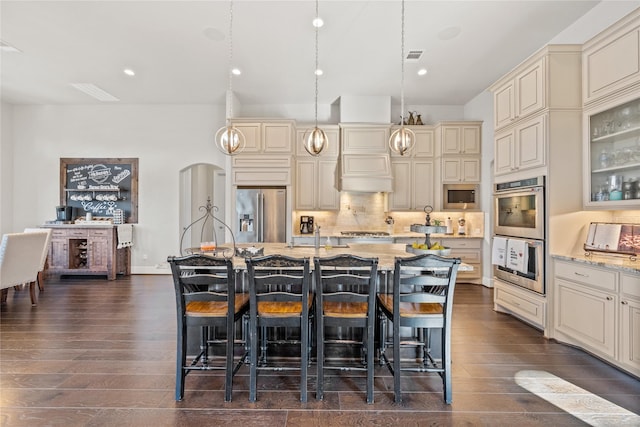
[554,260,617,291]
[494,280,545,326]
[440,238,481,249]
[621,272,640,299]
[64,229,88,238]
[51,229,71,238]
[450,249,481,263]
[89,229,111,237]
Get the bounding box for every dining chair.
[377,253,461,404]
[314,254,378,403]
[24,228,52,291]
[0,232,50,306]
[245,254,312,402]
[167,254,249,402]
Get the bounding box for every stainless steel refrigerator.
[236,186,287,243]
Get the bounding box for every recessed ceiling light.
[315,69,323,76]
[312,17,324,28]
[231,68,241,76]
[123,68,135,76]
[418,68,428,76]
[0,40,21,53]
[70,83,119,102]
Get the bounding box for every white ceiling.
[0,1,606,107]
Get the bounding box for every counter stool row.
[167,252,460,404]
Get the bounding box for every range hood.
[337,124,393,193]
[336,96,393,193]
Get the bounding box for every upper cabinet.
[390,126,435,158]
[494,114,546,176]
[582,8,640,209]
[493,58,545,131]
[437,121,482,183]
[582,9,640,106]
[230,120,294,154]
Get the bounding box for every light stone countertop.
[551,251,640,274]
[293,232,483,239]
[230,242,474,272]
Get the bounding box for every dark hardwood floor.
[1,275,639,426]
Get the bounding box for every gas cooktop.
[340,231,391,237]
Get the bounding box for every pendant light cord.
[400,0,405,127]
[314,0,319,128]
[227,0,234,125]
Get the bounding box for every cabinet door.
[317,160,339,210]
[494,130,515,175]
[88,237,110,271]
[461,159,480,182]
[516,114,546,171]
[441,127,461,155]
[295,160,316,210]
[442,158,461,182]
[494,80,515,129]
[619,296,640,375]
[262,123,292,153]
[412,160,434,209]
[461,126,481,154]
[413,128,435,157]
[516,58,545,119]
[554,278,616,358]
[49,238,69,270]
[389,161,412,210]
[233,123,261,153]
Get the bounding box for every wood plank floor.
[1,275,639,426]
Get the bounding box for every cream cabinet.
[338,124,393,192]
[440,123,481,155]
[390,126,435,158]
[493,58,545,131]
[442,157,480,182]
[619,272,640,375]
[440,237,482,284]
[231,120,294,154]
[389,160,435,211]
[294,127,339,210]
[494,279,546,329]
[494,114,546,176]
[552,258,640,377]
[582,8,640,105]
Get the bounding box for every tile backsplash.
[294,192,485,236]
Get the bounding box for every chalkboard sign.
[60,158,138,223]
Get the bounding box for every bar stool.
[314,254,378,403]
[245,254,312,402]
[168,254,249,402]
[377,253,460,404]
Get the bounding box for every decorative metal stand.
[410,205,447,249]
[179,197,237,258]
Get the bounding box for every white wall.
[10,104,227,273]
[0,102,14,235]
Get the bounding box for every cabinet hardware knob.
[574,272,588,277]
[621,301,628,305]
[606,296,613,301]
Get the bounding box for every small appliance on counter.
[56,205,73,222]
[300,215,314,234]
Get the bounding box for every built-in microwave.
[443,184,479,210]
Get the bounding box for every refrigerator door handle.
[260,193,265,242]
[255,193,261,242]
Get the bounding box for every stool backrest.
[0,232,49,289]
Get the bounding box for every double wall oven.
[493,176,546,294]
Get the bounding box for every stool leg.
[316,309,324,401]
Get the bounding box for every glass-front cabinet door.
[585,96,640,208]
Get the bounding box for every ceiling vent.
[405,50,423,61]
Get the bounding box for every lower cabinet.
[45,226,130,280]
[440,238,482,284]
[552,259,640,377]
[494,279,546,330]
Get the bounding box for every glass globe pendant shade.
[215,125,245,156]
[389,126,415,156]
[303,127,328,156]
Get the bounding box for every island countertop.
[222,242,474,272]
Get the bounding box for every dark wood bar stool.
[377,254,460,404]
[245,254,312,402]
[168,254,249,402]
[314,254,378,403]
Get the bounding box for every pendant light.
[303,0,328,156]
[388,0,415,156]
[215,0,245,156]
